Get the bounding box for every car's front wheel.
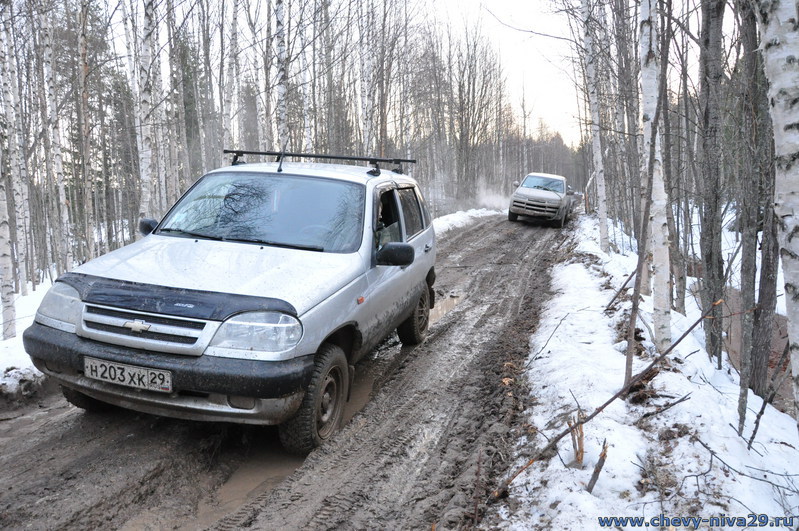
[397,285,430,345]
[279,344,349,454]
[508,211,518,222]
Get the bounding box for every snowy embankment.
[0,285,48,401]
[494,215,799,529]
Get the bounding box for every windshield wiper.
[221,237,325,252]
[158,228,224,241]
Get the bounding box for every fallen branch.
[694,437,799,494]
[527,313,571,367]
[586,439,608,493]
[490,300,722,500]
[604,270,636,312]
[636,393,692,424]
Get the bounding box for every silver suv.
[23,151,436,454]
[507,172,576,227]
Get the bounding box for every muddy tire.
[61,386,113,413]
[397,285,430,346]
[508,211,518,222]
[553,211,566,228]
[279,344,349,455]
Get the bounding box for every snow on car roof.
[210,161,416,185]
[525,172,567,180]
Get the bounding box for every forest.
[0,0,798,430]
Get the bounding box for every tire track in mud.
[0,214,569,530]
[209,215,566,530]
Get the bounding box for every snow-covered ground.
[2,210,797,529]
[0,284,49,398]
[495,215,799,529]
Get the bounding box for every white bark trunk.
[1,8,28,295]
[582,0,609,253]
[138,0,155,221]
[275,0,289,149]
[224,0,240,149]
[300,23,314,152]
[755,0,799,425]
[639,0,670,351]
[358,1,375,154]
[41,6,73,272]
[0,4,16,338]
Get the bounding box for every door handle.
[424,244,432,253]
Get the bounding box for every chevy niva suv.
[507,172,576,227]
[23,151,436,454]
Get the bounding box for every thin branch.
[491,301,722,500]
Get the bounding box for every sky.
[436,0,583,146]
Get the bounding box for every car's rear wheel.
[279,343,349,454]
[508,211,518,222]
[61,386,114,413]
[397,286,430,345]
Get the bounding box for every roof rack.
[222,149,416,175]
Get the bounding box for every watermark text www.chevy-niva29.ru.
[597,513,797,529]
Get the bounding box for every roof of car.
[525,172,567,180]
[208,161,417,186]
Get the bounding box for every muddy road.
[0,214,569,530]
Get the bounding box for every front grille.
[80,304,216,356]
[512,198,559,217]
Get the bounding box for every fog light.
[227,395,256,410]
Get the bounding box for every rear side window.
[398,188,424,239]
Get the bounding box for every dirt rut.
[0,214,566,530]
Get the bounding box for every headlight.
[35,282,82,333]
[206,311,303,360]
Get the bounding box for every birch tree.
[582,0,609,253]
[41,2,72,273]
[639,0,670,352]
[1,2,28,295]
[753,0,799,428]
[137,0,155,221]
[275,0,289,149]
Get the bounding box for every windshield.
[158,172,366,253]
[521,175,565,193]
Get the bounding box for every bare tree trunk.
[753,0,799,426]
[275,0,289,149]
[1,3,28,294]
[78,1,96,259]
[640,0,670,352]
[358,1,375,154]
[698,0,726,369]
[40,6,75,274]
[582,0,609,253]
[138,0,155,220]
[0,3,16,338]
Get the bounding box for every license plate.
[84,357,172,393]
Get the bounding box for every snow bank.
[0,284,49,400]
[493,215,799,529]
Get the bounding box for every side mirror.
[512,181,520,187]
[138,218,158,236]
[376,242,415,266]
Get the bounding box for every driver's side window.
[375,190,402,250]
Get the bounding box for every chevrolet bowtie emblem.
[123,319,151,333]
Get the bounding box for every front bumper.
[23,322,314,425]
[509,198,563,220]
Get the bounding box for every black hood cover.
[59,272,297,321]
